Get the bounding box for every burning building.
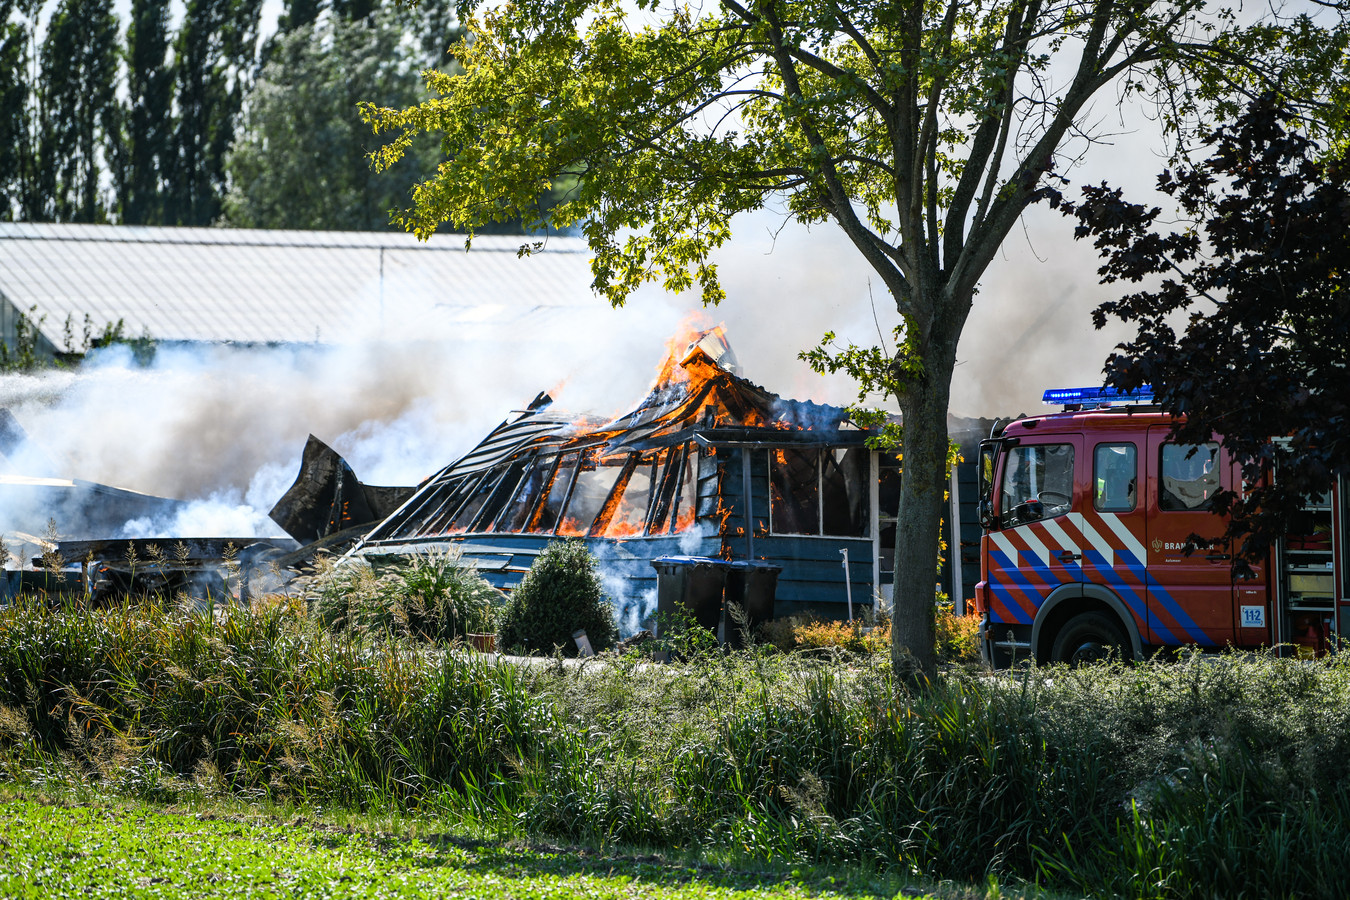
[348,328,901,627]
[2,317,981,623]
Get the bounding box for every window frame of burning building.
[525,452,581,533]
[647,444,699,535]
[876,451,902,578]
[556,449,625,537]
[394,442,705,540]
[457,461,529,532]
[600,453,657,537]
[767,447,870,538]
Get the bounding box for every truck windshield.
[1000,443,1074,527]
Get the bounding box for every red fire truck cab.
[974,387,1348,667]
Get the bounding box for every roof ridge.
[0,223,586,253]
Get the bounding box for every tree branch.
[917,0,960,272]
[943,0,1042,269]
[720,0,895,117]
[734,0,914,309]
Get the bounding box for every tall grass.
[2,593,1349,898]
[0,594,559,810]
[310,549,502,643]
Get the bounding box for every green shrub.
[497,540,617,656]
[651,606,719,660]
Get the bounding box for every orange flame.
[423,325,825,544]
[603,518,647,538]
[648,313,726,389]
[556,516,588,537]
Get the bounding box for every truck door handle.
[1057,550,1081,563]
[1206,553,1231,561]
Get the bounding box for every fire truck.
[974,387,1348,666]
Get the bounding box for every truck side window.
[1160,442,1221,511]
[1094,443,1137,512]
[1000,443,1074,527]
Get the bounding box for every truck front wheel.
[1050,612,1129,666]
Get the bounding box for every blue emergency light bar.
[1042,386,1154,407]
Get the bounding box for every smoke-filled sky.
[0,62,1181,540]
[0,161,1163,543]
[0,187,1142,542]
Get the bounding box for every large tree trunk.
[889,310,962,685]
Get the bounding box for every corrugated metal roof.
[0,223,595,347]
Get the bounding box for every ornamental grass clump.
[396,550,502,642]
[309,548,501,644]
[497,540,617,656]
[309,554,392,634]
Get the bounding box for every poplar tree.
[167,0,260,226]
[224,8,440,230]
[35,0,119,222]
[0,0,38,220]
[331,0,376,23]
[120,0,174,224]
[402,0,459,64]
[276,0,321,33]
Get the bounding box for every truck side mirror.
[979,497,994,530]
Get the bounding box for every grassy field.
[0,793,1032,899]
[3,593,1350,898]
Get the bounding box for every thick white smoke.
[0,277,867,543]
[0,138,1165,547]
[0,336,623,538]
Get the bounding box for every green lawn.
[0,797,951,900]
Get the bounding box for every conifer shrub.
[497,540,617,656]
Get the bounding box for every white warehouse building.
[0,223,596,357]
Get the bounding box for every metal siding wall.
[755,535,875,614]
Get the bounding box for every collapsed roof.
[354,327,868,553]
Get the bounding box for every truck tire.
[1050,612,1129,666]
